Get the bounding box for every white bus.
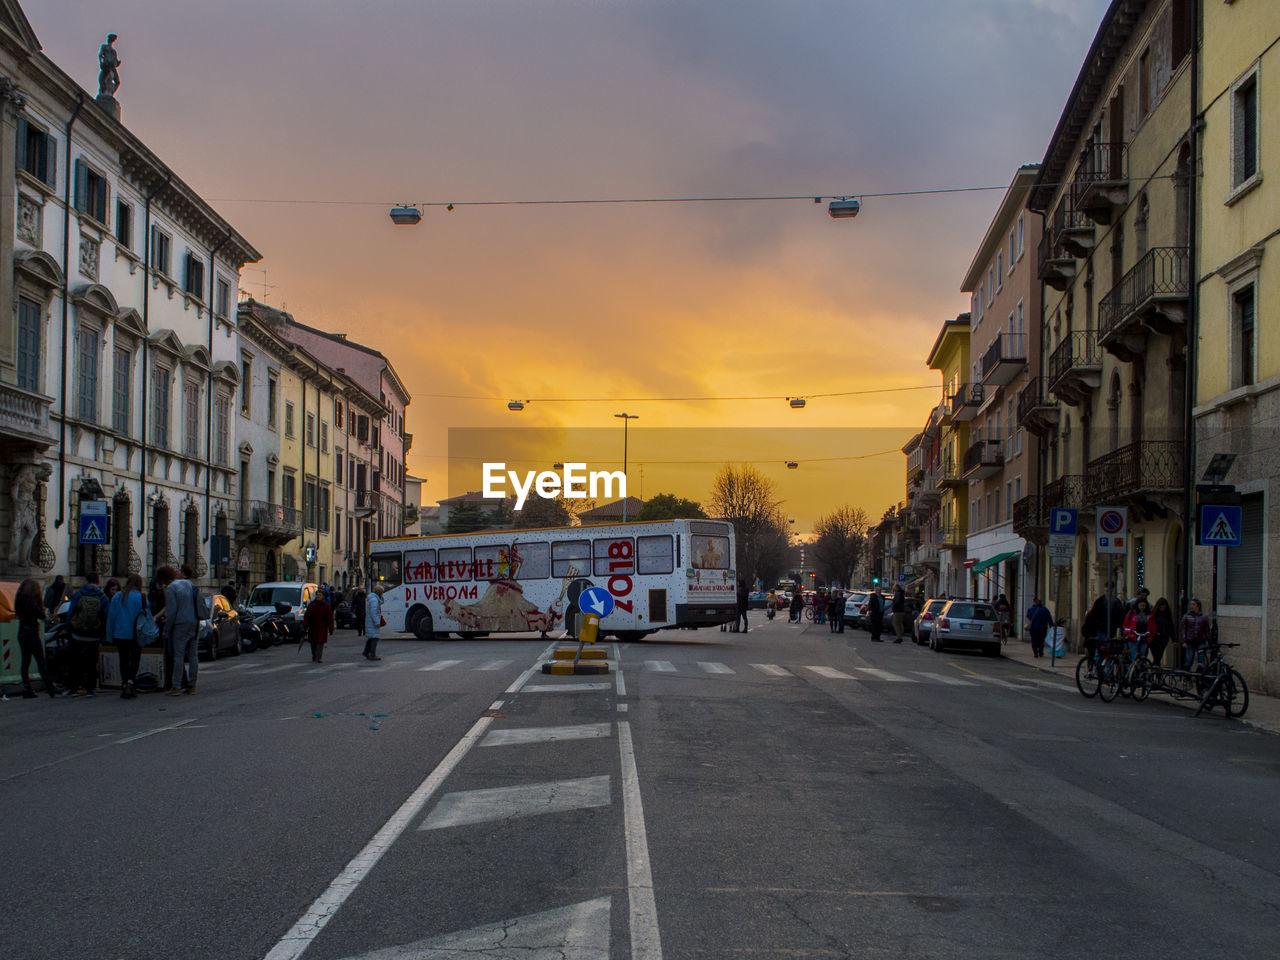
[368,518,737,641]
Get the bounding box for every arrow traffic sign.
[577,586,615,618]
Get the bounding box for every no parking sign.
[1095,506,1128,554]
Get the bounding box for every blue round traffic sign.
[578,586,615,618]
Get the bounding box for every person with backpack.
[67,572,108,696]
[161,564,205,695]
[107,573,152,699]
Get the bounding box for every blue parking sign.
[1049,508,1078,536]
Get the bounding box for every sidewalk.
[1000,636,1280,735]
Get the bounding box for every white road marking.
[1020,677,1074,692]
[856,667,917,683]
[699,662,735,674]
[619,722,663,960]
[419,659,462,671]
[645,660,676,672]
[256,663,306,674]
[488,700,504,711]
[912,672,976,686]
[328,897,611,960]
[615,669,626,697]
[482,723,613,747]
[973,676,1020,688]
[750,663,791,677]
[617,703,629,712]
[805,666,857,680]
[419,775,612,830]
[475,659,514,671]
[523,682,613,692]
[116,718,195,744]
[262,655,543,960]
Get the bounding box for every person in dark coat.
[303,589,335,663]
[1025,597,1053,658]
[830,590,845,633]
[16,579,56,697]
[43,575,67,620]
[1149,597,1175,666]
[354,588,367,638]
[867,588,884,641]
[891,585,907,642]
[735,581,749,633]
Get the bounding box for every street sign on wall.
[1048,508,1077,566]
[79,500,109,545]
[1198,504,1243,546]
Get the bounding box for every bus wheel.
[459,632,481,640]
[614,631,648,642]
[412,609,435,642]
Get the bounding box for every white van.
[245,581,319,639]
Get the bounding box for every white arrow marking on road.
[419,775,611,830]
[912,672,976,686]
[805,666,857,680]
[698,662,735,674]
[750,663,792,677]
[419,659,462,671]
[481,723,613,747]
[855,668,917,683]
[330,897,611,960]
[644,660,676,672]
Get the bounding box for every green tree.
[445,501,508,534]
[636,493,708,521]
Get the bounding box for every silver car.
[931,600,1002,656]
[912,598,948,645]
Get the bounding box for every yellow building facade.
[927,314,972,598]
[1193,1,1280,693]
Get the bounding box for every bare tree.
[812,505,871,588]
[708,464,790,586]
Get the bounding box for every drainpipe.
[300,367,309,572]
[137,170,173,538]
[1181,2,1201,613]
[203,230,233,557]
[54,94,85,530]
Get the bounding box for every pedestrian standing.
[303,588,335,662]
[43,574,67,620]
[867,588,884,641]
[15,579,56,698]
[161,565,202,696]
[789,589,802,625]
[995,593,1013,640]
[104,578,121,603]
[831,590,845,633]
[891,585,907,643]
[1150,597,1175,666]
[736,580,749,633]
[67,572,108,696]
[363,584,384,660]
[107,573,149,699]
[814,588,827,625]
[1025,597,1052,658]
[354,588,367,638]
[1179,598,1211,671]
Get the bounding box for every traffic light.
[872,576,880,585]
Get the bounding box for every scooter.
[236,604,260,653]
[253,602,294,648]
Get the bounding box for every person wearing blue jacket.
[107,573,149,699]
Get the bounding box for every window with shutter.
[16,298,41,392]
[113,347,130,434]
[76,328,99,422]
[1224,494,1264,605]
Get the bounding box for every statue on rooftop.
[97,34,121,98]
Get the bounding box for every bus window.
[438,546,473,581]
[637,535,674,574]
[691,535,730,569]
[594,537,634,576]
[473,544,503,581]
[514,542,550,580]
[371,552,403,587]
[551,539,590,579]
[404,549,436,583]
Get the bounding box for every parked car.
[747,591,771,609]
[912,598,948,644]
[842,590,870,623]
[334,597,361,629]
[245,581,318,639]
[931,599,1003,656]
[198,593,242,660]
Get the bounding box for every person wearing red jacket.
[303,590,336,663]
[1122,598,1153,659]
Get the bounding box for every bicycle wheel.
[1228,669,1249,718]
[1076,656,1100,698]
[1129,660,1151,703]
[804,606,814,622]
[1098,658,1121,702]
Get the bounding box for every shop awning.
[971,550,1020,574]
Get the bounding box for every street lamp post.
[615,413,639,521]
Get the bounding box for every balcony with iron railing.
[1037,229,1078,292]
[1047,330,1102,406]
[1097,247,1190,361]
[1084,440,1185,505]
[1073,141,1128,224]
[935,456,967,489]
[939,522,966,549]
[1043,475,1087,513]
[1016,376,1059,436]
[948,382,984,423]
[355,488,386,518]
[906,445,925,484]
[236,500,303,541]
[1012,494,1047,542]
[1050,193,1096,259]
[980,333,1027,387]
[962,439,1004,481]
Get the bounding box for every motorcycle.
[252,602,294,649]
[236,604,260,653]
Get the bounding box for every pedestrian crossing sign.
[1198,504,1243,546]
[79,500,109,544]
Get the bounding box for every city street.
[2,618,1278,960]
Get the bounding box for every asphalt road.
[2,616,1277,959]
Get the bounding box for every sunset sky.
[33,0,1111,533]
